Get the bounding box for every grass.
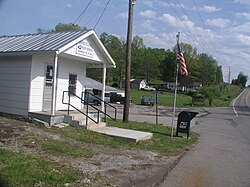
[41,140,98,158]
[131,89,192,107]
[0,148,81,186]
[44,120,198,155]
[130,84,243,107]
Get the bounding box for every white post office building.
[0,30,116,125]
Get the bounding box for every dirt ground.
[0,115,188,187]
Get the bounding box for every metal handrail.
[62,91,117,126]
[62,91,99,125]
[83,91,117,121]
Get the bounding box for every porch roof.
[83,77,124,93]
[0,30,115,68]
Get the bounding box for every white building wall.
[29,53,87,112]
[56,57,86,110]
[0,56,32,115]
[29,53,54,112]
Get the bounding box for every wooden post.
[123,0,135,123]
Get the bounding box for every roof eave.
[0,50,55,56]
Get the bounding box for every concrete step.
[70,112,100,121]
[53,123,69,128]
[87,121,106,130]
[92,127,153,142]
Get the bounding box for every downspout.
[101,62,107,112]
[51,51,59,116]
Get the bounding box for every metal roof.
[0,30,89,53]
[83,77,124,93]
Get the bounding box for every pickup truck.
[84,92,110,106]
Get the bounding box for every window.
[45,65,53,86]
[69,74,77,96]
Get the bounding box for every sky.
[0,0,250,85]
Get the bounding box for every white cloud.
[159,13,180,27]
[115,12,128,19]
[138,10,156,18]
[141,33,172,49]
[141,20,156,31]
[236,12,250,20]
[234,0,250,5]
[67,3,72,8]
[206,18,231,28]
[229,22,250,33]
[200,5,221,13]
[236,34,250,45]
[182,15,195,29]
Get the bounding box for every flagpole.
[171,32,180,138]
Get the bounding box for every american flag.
[177,42,188,76]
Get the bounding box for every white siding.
[29,54,87,112]
[56,57,86,110]
[29,53,54,112]
[0,56,32,115]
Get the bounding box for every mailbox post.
[176,111,198,138]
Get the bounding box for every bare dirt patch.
[0,116,183,186]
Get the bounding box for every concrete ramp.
[92,127,153,142]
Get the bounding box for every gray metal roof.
[83,77,124,93]
[0,30,89,53]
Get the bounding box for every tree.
[232,72,248,87]
[159,50,176,82]
[199,86,221,106]
[99,32,126,86]
[54,23,86,32]
[36,23,87,34]
[198,53,218,85]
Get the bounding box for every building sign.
[76,40,94,58]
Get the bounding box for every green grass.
[131,89,192,107]
[130,84,243,107]
[42,140,98,158]
[0,148,81,186]
[43,120,198,155]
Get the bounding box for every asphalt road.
[160,88,250,187]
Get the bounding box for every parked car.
[141,86,156,91]
[141,96,155,106]
[84,92,110,106]
[110,93,133,104]
[110,93,125,103]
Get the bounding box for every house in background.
[0,30,115,125]
[166,82,185,92]
[184,82,202,91]
[166,82,202,92]
[130,79,148,89]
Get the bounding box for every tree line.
[97,32,223,87]
[37,23,248,88]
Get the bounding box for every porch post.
[51,51,59,116]
[101,62,107,112]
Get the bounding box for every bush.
[111,82,119,87]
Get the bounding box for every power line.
[174,0,215,56]
[166,0,207,52]
[192,0,220,61]
[74,0,94,25]
[94,0,111,30]
[85,6,104,27]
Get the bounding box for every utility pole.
[123,0,135,123]
[228,66,231,84]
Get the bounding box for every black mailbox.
[176,111,199,138]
